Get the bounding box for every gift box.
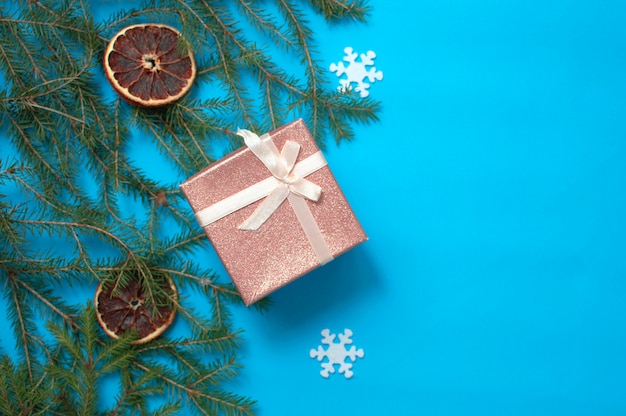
[180,119,367,305]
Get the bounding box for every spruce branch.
[6,271,36,382]
[309,0,371,22]
[1,0,381,413]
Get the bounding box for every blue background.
[231,1,626,415]
[5,1,626,415]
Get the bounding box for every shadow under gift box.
[180,119,367,306]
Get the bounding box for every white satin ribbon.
[194,129,334,264]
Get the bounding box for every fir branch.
[135,330,242,356]
[277,0,327,140]
[235,0,295,51]
[134,360,255,416]
[1,0,380,413]
[180,0,261,130]
[12,275,79,330]
[110,365,178,416]
[0,355,55,415]
[308,0,371,21]
[12,218,134,262]
[6,271,35,382]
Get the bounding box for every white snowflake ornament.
[329,47,383,98]
[310,329,364,379]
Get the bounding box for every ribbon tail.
[287,193,334,265]
[239,184,290,230]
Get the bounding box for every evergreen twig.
[0,0,379,414]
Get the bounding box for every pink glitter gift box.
[180,119,367,306]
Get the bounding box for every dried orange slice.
[103,24,196,107]
[95,274,177,344]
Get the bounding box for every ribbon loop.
[238,128,288,178]
[280,140,300,173]
[288,177,321,201]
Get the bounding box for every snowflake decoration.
[309,329,364,379]
[329,47,383,98]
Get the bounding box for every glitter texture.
[180,119,367,305]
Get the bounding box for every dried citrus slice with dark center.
[104,24,196,107]
[95,274,177,344]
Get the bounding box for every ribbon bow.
[193,128,333,264]
[237,129,321,230]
